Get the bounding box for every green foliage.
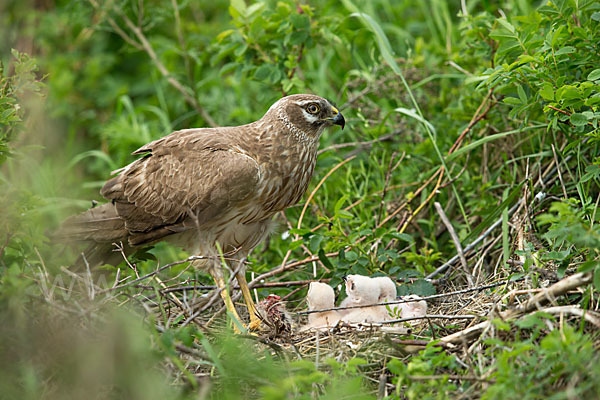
[2,0,600,398]
[478,0,600,130]
[483,323,600,399]
[0,294,189,400]
[387,344,460,399]
[216,0,316,94]
[0,49,45,164]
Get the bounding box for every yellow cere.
[331,106,339,115]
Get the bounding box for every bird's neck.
[248,121,322,213]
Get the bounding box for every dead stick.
[153,278,329,294]
[439,272,592,344]
[434,201,474,286]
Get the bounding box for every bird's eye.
[306,104,320,114]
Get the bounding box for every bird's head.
[307,281,335,310]
[344,274,379,304]
[268,94,345,141]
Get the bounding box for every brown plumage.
[59,94,345,330]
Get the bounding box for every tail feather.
[56,203,131,268]
[56,203,128,243]
[75,241,135,269]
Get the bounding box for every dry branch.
[439,272,593,345]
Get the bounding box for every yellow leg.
[236,270,261,330]
[208,266,244,333]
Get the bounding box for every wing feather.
[100,131,260,240]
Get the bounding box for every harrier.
[60,94,345,330]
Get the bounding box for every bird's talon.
[248,319,262,331]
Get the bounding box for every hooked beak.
[332,112,345,130]
[327,105,345,130]
[342,275,348,282]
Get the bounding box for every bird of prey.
[302,282,341,330]
[59,94,345,330]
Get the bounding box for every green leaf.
[394,107,436,134]
[570,113,588,127]
[516,313,554,329]
[309,234,323,253]
[230,0,247,17]
[517,85,527,104]
[540,250,570,261]
[496,18,516,34]
[539,82,555,101]
[587,69,600,81]
[557,85,581,100]
[333,195,349,215]
[491,318,511,331]
[503,97,522,105]
[581,165,600,183]
[555,46,575,56]
[337,210,354,219]
[387,232,415,245]
[318,249,334,270]
[253,64,275,81]
[345,251,358,261]
[403,279,436,296]
[578,260,598,273]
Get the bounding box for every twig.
[88,0,217,127]
[170,0,193,86]
[381,314,477,324]
[396,168,444,234]
[88,0,143,50]
[551,144,568,199]
[147,278,328,296]
[425,200,522,280]
[377,152,405,227]
[542,306,600,329]
[547,105,571,116]
[98,255,216,293]
[181,258,247,328]
[376,168,443,229]
[447,89,496,154]
[82,253,95,300]
[406,374,492,383]
[0,233,13,260]
[434,202,474,286]
[250,253,335,287]
[296,155,356,231]
[439,272,593,345]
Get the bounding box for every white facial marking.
[294,100,320,106]
[301,109,320,123]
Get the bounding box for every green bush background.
[1,0,600,398]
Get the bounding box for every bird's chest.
[257,145,317,213]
